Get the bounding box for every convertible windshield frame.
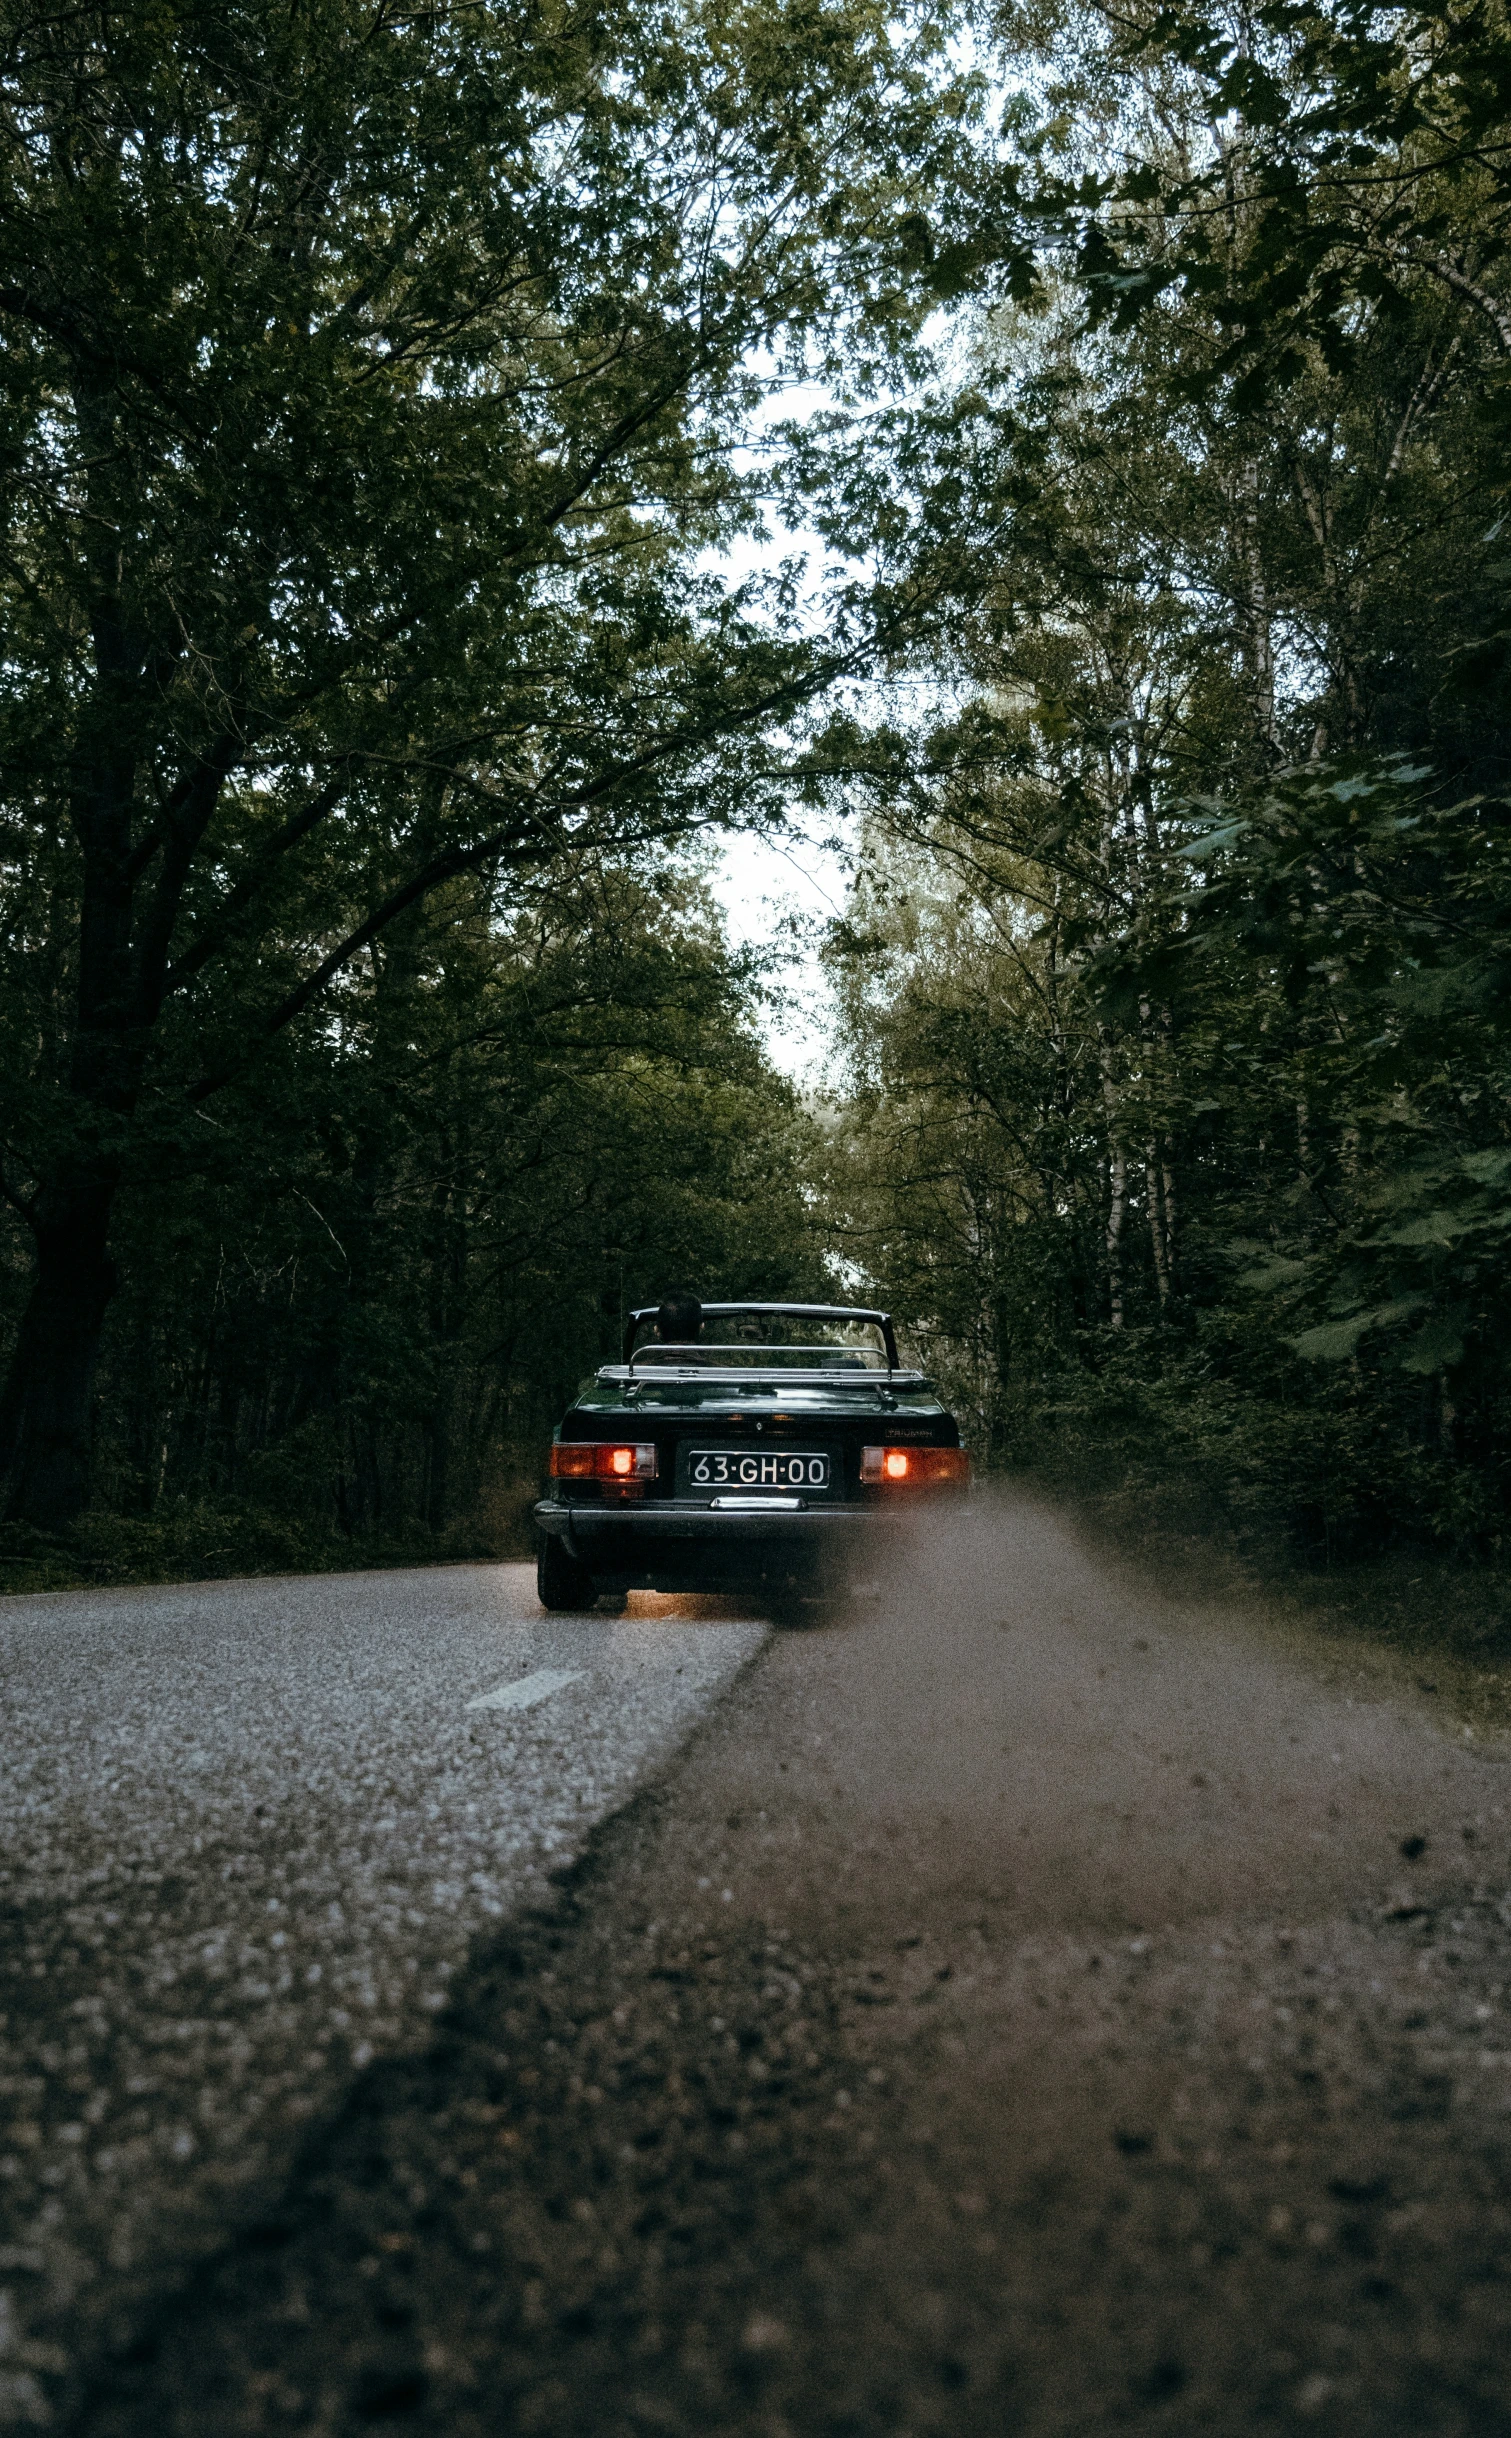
[621,1302,900,1371]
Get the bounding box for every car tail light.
[860,1445,970,1487]
[550,1441,658,1480]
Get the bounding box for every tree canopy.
[0,0,980,1526]
[5,0,1511,1566]
[817,0,1511,1556]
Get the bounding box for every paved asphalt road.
[6,1507,1511,2434]
[0,1564,767,2429]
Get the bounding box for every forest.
[2,0,1508,1578]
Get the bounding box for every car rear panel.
[552,1382,959,1509]
[537,1356,966,1594]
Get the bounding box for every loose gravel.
[0,1564,766,2428]
[61,1503,1511,2436]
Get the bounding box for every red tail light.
[860,1445,969,1487]
[550,1441,658,1480]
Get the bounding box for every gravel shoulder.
[0,1563,766,2429]
[69,1498,1511,2437]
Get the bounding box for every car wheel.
[537,1533,597,1612]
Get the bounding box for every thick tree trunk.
[0,371,229,1531]
[0,1177,119,1527]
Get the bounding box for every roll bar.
[622,1301,900,1371]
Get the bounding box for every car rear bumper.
[533,1495,913,1589]
[536,1495,907,1541]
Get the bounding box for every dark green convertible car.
[534,1302,969,1610]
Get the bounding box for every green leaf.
[1398,1318,1466,1375]
[1380,1211,1463,1247]
[1290,1297,1427,1360]
[1237,1254,1310,1289]
[1289,1314,1374,1361]
[1461,1150,1511,1186]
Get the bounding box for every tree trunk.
[1105,1141,1127,1330]
[1438,1377,1457,1458]
[1237,455,1278,754]
[1146,1144,1171,1304]
[1100,1041,1126,1331]
[0,360,236,1530]
[425,1397,452,1535]
[0,1177,119,1527]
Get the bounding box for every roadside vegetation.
[0,0,946,1576]
[3,0,1510,1609]
[821,0,1511,1576]
[1,862,827,1589]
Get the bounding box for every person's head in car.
[655,1290,702,1344]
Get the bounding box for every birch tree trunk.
[1238,455,1279,753]
[1102,1039,1127,1330]
[1106,1142,1127,1329]
[1146,1146,1171,1304]
[1160,1139,1178,1285]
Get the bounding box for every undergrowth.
[0,1494,537,1597]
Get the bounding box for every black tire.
[536,1532,597,1612]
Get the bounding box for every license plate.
[687,1448,830,1492]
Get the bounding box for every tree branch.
[184,823,534,1102]
[164,766,352,996]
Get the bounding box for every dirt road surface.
[27,1502,1511,2433]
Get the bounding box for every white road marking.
[466,1666,585,1714]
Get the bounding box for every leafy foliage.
[0,0,987,1524]
[9,0,1511,1569]
[1,852,824,1542]
[820,0,1511,1556]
